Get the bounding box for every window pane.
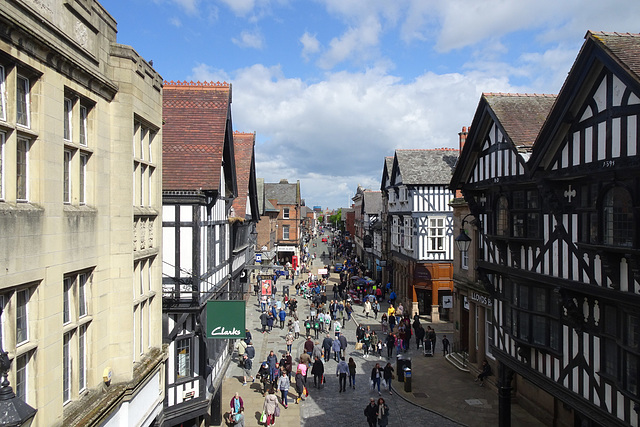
[532,315,547,346]
[625,352,638,395]
[16,76,29,127]
[603,187,634,247]
[63,277,71,324]
[16,353,28,402]
[79,324,86,391]
[64,150,71,203]
[16,289,28,343]
[17,138,29,200]
[177,338,191,378]
[79,105,87,146]
[527,213,539,238]
[64,98,72,141]
[626,314,639,348]
[526,190,539,209]
[534,289,546,312]
[78,273,87,317]
[0,65,5,120]
[79,153,87,204]
[604,339,617,377]
[63,332,71,402]
[0,132,4,199]
[496,197,509,236]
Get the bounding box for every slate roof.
[231,131,255,218]
[483,93,557,149]
[394,149,459,186]
[162,81,231,191]
[264,180,299,205]
[363,190,382,214]
[590,31,640,81]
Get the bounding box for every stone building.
[0,1,165,426]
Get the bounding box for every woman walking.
[383,362,394,395]
[377,397,390,427]
[285,330,294,354]
[295,368,306,403]
[277,368,290,408]
[348,357,357,389]
[262,388,279,426]
[371,363,383,395]
[381,313,388,334]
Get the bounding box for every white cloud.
[232,30,265,49]
[191,62,513,208]
[190,63,231,84]
[219,0,255,16]
[300,32,321,61]
[169,16,182,27]
[317,15,382,69]
[171,0,199,15]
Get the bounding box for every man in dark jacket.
[260,311,269,333]
[364,398,378,427]
[304,336,314,356]
[322,334,333,362]
[311,356,325,388]
[356,325,365,342]
[415,324,425,349]
[245,341,255,359]
[338,334,348,359]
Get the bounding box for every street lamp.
[0,312,37,427]
[454,214,477,253]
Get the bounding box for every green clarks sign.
[206,300,246,339]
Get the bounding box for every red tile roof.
[231,131,255,218]
[162,81,232,191]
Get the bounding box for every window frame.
[0,131,5,200]
[176,336,192,379]
[0,65,5,122]
[16,75,30,128]
[79,105,88,146]
[602,186,634,247]
[63,331,72,404]
[283,225,290,240]
[283,207,290,219]
[16,289,29,345]
[63,149,72,204]
[496,196,509,237]
[16,137,30,201]
[16,352,28,402]
[63,97,72,141]
[427,217,446,252]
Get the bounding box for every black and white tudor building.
[451,32,640,426]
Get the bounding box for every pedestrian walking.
[475,360,492,386]
[383,362,394,395]
[229,391,244,423]
[376,397,390,427]
[285,330,294,354]
[322,334,333,362]
[278,307,286,329]
[262,388,279,426]
[427,326,437,354]
[293,318,300,339]
[338,333,348,358]
[385,333,395,359]
[332,336,342,361]
[380,314,388,334]
[277,368,290,408]
[415,323,425,349]
[364,398,378,427]
[442,335,450,355]
[312,341,323,361]
[336,357,349,392]
[347,357,356,390]
[260,311,269,333]
[295,368,306,403]
[241,354,254,385]
[363,333,371,357]
[370,363,383,395]
[311,356,324,388]
[364,300,371,318]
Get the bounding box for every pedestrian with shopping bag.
[262,388,279,425]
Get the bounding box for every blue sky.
[102,0,640,209]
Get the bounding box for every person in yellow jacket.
[387,304,395,317]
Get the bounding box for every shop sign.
[256,253,262,263]
[442,295,453,308]
[471,291,493,307]
[463,296,469,311]
[277,246,296,252]
[261,279,273,295]
[206,300,246,339]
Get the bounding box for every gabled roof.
[363,190,382,214]
[264,179,300,206]
[163,81,232,191]
[380,156,394,191]
[391,149,459,187]
[450,93,556,189]
[530,31,640,171]
[231,131,259,220]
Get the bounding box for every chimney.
[458,126,468,152]
[456,126,469,199]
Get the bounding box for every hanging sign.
[206,300,246,339]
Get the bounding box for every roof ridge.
[397,148,459,151]
[233,131,255,136]
[483,92,556,97]
[164,80,230,88]
[589,31,640,38]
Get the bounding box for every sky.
[101,0,640,210]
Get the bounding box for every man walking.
[322,334,333,362]
[242,354,254,385]
[336,357,349,392]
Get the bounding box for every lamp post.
[0,310,37,427]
